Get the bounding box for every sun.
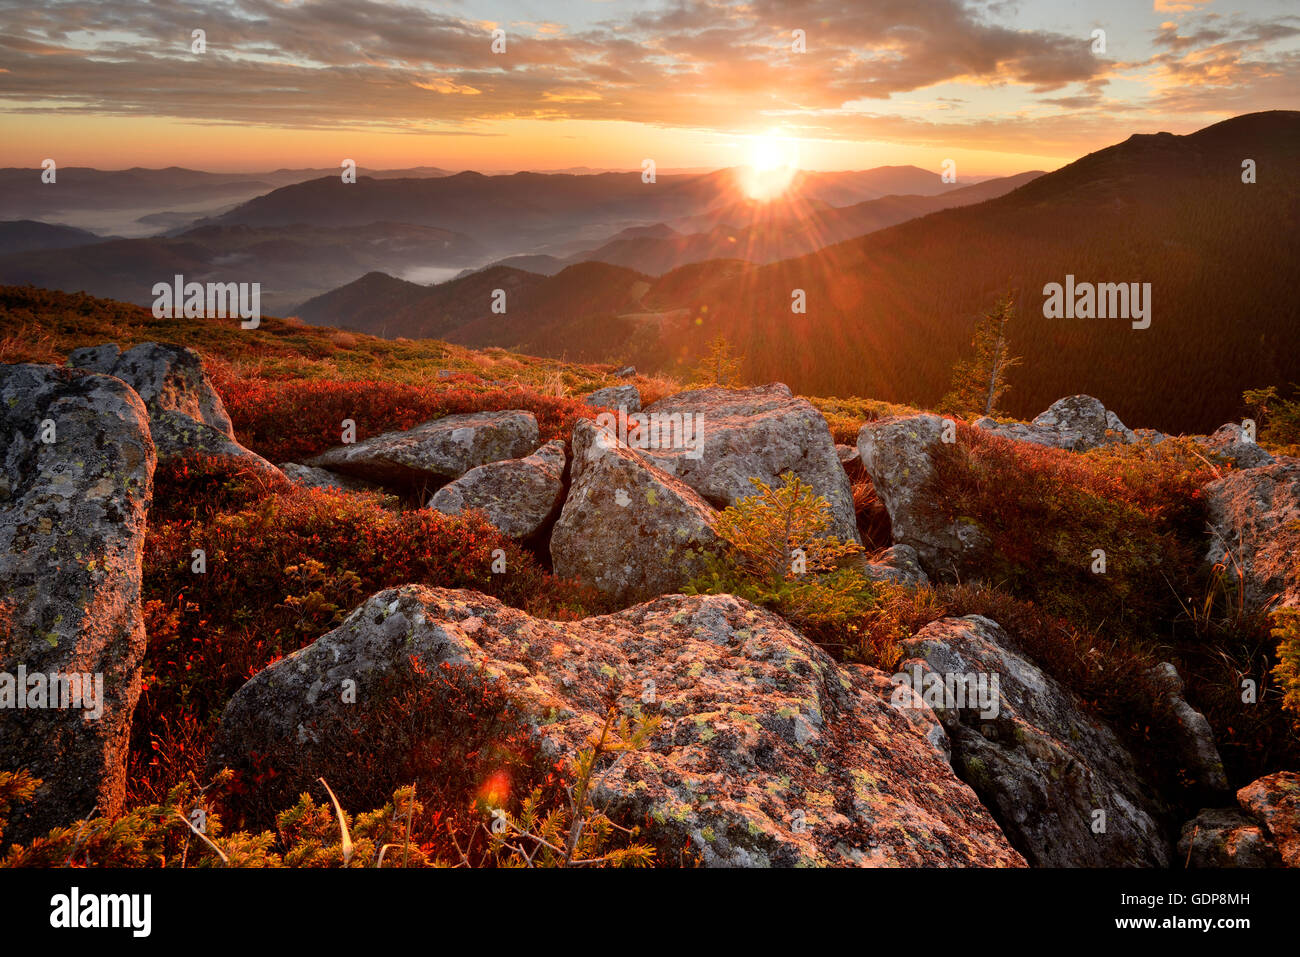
[741,131,799,200]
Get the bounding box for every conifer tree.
[939,295,1022,417]
[691,334,743,387]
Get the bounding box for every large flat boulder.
[429,440,566,539]
[551,419,720,603]
[639,384,860,544]
[857,413,989,578]
[308,411,538,489]
[0,364,156,843]
[897,615,1170,867]
[973,395,1135,451]
[210,586,1025,867]
[1203,460,1300,615]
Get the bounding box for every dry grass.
[0,323,62,366]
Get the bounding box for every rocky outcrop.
[1203,460,1300,615]
[429,440,566,539]
[308,411,539,489]
[639,384,860,544]
[0,364,156,843]
[66,341,278,477]
[974,395,1135,451]
[1181,772,1300,868]
[584,384,641,413]
[1195,423,1274,470]
[858,413,988,578]
[1146,662,1230,796]
[551,419,720,603]
[896,616,1170,867]
[211,586,1026,867]
[279,462,384,493]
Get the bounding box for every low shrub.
[687,474,875,652]
[149,453,295,525]
[223,658,565,840]
[214,374,598,463]
[921,426,1214,639]
[131,479,606,803]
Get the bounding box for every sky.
[0,0,1296,176]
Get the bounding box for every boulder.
[639,384,860,544]
[0,364,156,842]
[307,411,539,489]
[279,462,385,493]
[1203,460,1300,615]
[1237,771,1300,867]
[857,413,989,578]
[429,440,566,539]
[1180,771,1300,868]
[66,341,278,477]
[1146,662,1230,796]
[1178,808,1279,868]
[67,342,233,437]
[211,586,1025,867]
[551,419,720,603]
[1196,423,1274,470]
[896,615,1170,867]
[584,385,641,413]
[858,544,930,588]
[973,395,1136,451]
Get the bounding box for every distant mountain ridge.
[300,111,1300,433]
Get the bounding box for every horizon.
[3,0,1298,176]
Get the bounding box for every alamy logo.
[594,409,705,459]
[1042,274,1151,330]
[0,667,103,719]
[151,273,261,328]
[50,887,151,937]
[889,664,1000,719]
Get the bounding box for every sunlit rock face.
[0,363,156,843]
[211,585,1026,868]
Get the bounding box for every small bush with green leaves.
[1243,384,1300,452]
[687,473,875,652]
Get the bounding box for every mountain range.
[298,111,1300,433]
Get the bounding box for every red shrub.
[922,425,1214,634]
[213,374,598,463]
[150,453,294,525]
[132,481,607,798]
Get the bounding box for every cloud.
[1154,0,1213,12]
[0,0,1292,156]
